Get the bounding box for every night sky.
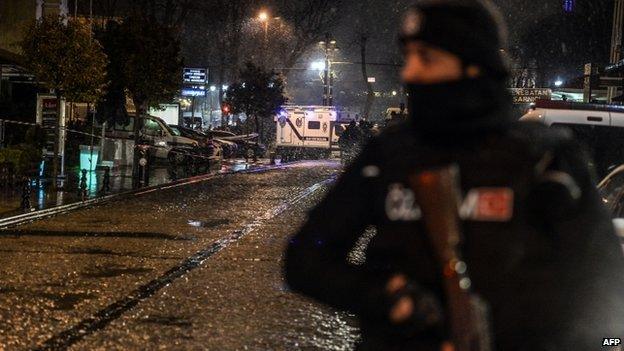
[331,0,613,79]
[298,0,614,109]
[69,0,616,108]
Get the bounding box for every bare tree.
[185,0,255,126]
[272,0,343,69]
[92,0,120,19]
[352,0,375,119]
[359,34,375,119]
[127,0,194,28]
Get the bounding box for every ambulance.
[274,106,357,160]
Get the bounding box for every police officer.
[285,0,624,350]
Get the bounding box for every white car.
[521,100,624,178]
[519,100,624,126]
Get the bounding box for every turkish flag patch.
[461,188,514,222]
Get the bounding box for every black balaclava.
[399,0,513,142]
[406,77,512,138]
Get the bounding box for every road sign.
[39,97,59,156]
[510,88,552,104]
[183,68,207,84]
[181,86,207,97]
[367,77,376,83]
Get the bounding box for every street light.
[555,80,563,87]
[258,11,271,66]
[310,61,326,71]
[319,34,339,106]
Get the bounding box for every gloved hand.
[360,273,445,339]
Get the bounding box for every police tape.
[0,118,216,161]
[0,118,114,141]
[0,118,38,127]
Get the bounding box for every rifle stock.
[409,165,491,351]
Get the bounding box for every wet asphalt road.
[0,160,360,350]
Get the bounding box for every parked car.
[168,125,223,162]
[521,100,624,178]
[236,140,267,159]
[209,130,237,139]
[207,130,265,159]
[597,165,624,252]
[598,165,624,217]
[213,138,238,159]
[107,115,200,164]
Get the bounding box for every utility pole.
[320,34,338,106]
[264,20,269,67]
[608,0,624,102]
[258,11,270,68]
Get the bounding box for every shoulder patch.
[460,188,514,222]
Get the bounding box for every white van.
[521,100,624,177]
[275,106,357,159]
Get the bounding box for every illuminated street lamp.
[258,11,270,41]
[555,80,563,87]
[258,10,271,66]
[310,61,326,71]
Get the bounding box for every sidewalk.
[0,158,272,220]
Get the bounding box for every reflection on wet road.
[0,160,360,350]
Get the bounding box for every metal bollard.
[169,153,178,181]
[183,154,192,177]
[101,166,111,194]
[79,169,88,200]
[21,177,32,211]
[0,163,7,189]
[136,145,149,188]
[193,155,199,176]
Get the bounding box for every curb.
[0,162,292,230]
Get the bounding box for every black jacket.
[285,117,624,350]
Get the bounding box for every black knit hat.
[400,0,510,78]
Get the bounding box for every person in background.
[339,121,362,165]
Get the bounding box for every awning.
[0,49,36,83]
[0,48,24,66]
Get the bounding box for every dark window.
[308,121,321,130]
[114,118,134,132]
